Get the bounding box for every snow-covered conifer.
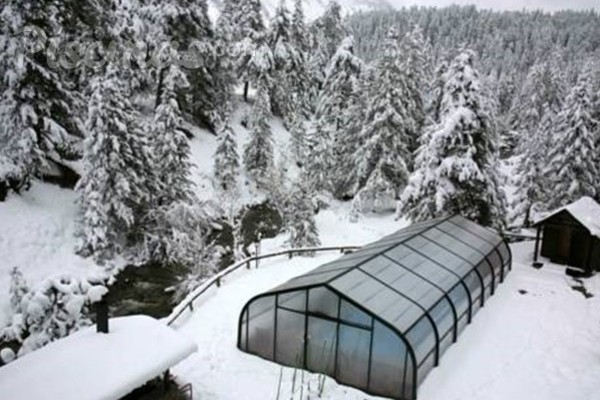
[285,177,320,251]
[153,64,195,207]
[352,29,412,213]
[214,110,240,193]
[308,36,361,195]
[399,50,506,228]
[243,79,275,189]
[76,66,152,262]
[544,69,599,209]
[8,267,29,314]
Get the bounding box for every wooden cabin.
[533,197,600,274]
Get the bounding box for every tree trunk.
[243,81,249,102]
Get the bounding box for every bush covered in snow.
[1,268,108,356]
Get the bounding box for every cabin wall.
[539,211,593,270]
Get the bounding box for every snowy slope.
[0,184,107,328]
[172,239,600,400]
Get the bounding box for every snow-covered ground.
[0,184,106,328]
[172,239,600,400]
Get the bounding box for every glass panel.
[498,242,511,269]
[471,295,481,317]
[336,325,371,389]
[428,298,454,339]
[247,296,276,359]
[417,352,435,385]
[308,287,339,318]
[457,313,468,336]
[450,216,501,245]
[331,269,423,332]
[276,309,305,366]
[405,236,472,277]
[387,245,460,292]
[240,321,247,351]
[360,258,441,309]
[439,330,453,357]
[307,317,337,375]
[340,300,371,327]
[448,284,469,316]
[405,316,436,363]
[487,250,503,286]
[422,228,482,265]
[278,290,306,311]
[275,269,343,291]
[369,321,406,399]
[476,260,493,298]
[463,270,482,301]
[437,220,496,253]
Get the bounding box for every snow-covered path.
[172,240,600,400]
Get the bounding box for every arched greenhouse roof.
[238,215,512,400]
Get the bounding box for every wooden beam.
[534,225,541,262]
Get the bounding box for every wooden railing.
[166,245,359,326]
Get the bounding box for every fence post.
[216,277,221,287]
[246,260,250,269]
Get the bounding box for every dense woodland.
[0,0,599,353]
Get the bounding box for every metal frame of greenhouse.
[238,215,512,400]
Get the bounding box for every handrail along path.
[166,245,359,326]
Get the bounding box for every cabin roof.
[0,315,197,400]
[534,197,600,239]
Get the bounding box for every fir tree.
[76,66,152,262]
[306,1,345,106]
[150,0,218,129]
[285,176,320,251]
[243,78,275,189]
[352,29,413,214]
[399,50,506,228]
[152,64,195,207]
[308,36,361,195]
[214,109,240,193]
[0,0,85,192]
[544,69,599,209]
[9,267,30,314]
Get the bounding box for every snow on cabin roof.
[0,315,197,400]
[534,197,600,238]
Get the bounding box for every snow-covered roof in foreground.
[0,315,197,400]
[535,197,600,238]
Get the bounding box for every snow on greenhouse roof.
[534,197,600,238]
[0,315,197,400]
[267,215,508,333]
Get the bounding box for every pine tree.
[232,0,267,101]
[400,25,430,153]
[308,36,361,195]
[9,267,30,314]
[511,110,553,226]
[149,0,218,129]
[243,78,275,189]
[306,1,345,105]
[352,29,412,214]
[544,69,599,209]
[214,109,240,193]
[0,0,85,192]
[285,176,320,251]
[399,50,506,228]
[76,66,152,262]
[153,64,195,207]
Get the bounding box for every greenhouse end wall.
[238,215,512,400]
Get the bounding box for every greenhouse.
[237,215,512,400]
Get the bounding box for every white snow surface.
[534,196,600,238]
[173,239,600,400]
[0,183,107,327]
[0,315,197,400]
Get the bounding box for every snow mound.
[0,315,197,400]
